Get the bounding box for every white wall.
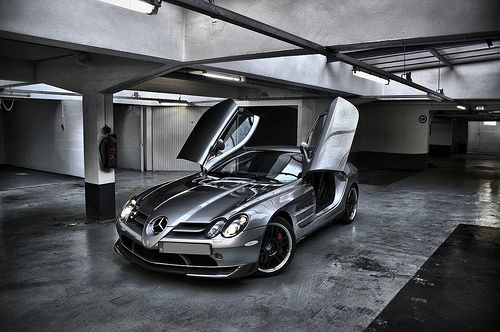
[4,99,84,177]
[114,105,142,170]
[353,103,430,154]
[384,60,500,100]
[300,99,333,142]
[0,0,185,62]
[298,100,433,155]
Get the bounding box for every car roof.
[246,145,301,153]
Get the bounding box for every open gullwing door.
[177,99,259,170]
[302,97,359,174]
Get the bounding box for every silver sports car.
[115,97,359,278]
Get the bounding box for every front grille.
[172,221,210,234]
[185,254,217,266]
[126,209,149,231]
[120,235,217,267]
[134,242,187,265]
[133,210,148,225]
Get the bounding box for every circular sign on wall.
[418,115,428,123]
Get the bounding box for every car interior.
[307,171,337,213]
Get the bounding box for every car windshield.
[209,150,303,183]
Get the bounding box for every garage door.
[151,106,206,171]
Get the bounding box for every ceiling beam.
[164,0,327,55]
[163,0,455,102]
[427,48,454,69]
[328,31,500,52]
[101,49,315,93]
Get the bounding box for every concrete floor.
[366,224,500,331]
[0,155,499,331]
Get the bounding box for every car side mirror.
[216,139,225,152]
[300,141,311,163]
[215,138,226,155]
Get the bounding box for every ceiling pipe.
[427,48,454,69]
[163,0,455,102]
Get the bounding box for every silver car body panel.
[115,149,358,278]
[116,98,360,279]
[304,97,359,174]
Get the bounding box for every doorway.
[245,106,298,146]
[467,121,500,155]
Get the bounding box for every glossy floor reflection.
[0,154,499,331]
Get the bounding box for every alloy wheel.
[258,222,293,274]
[346,187,358,221]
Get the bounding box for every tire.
[255,216,296,277]
[341,185,358,224]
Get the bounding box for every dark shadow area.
[348,151,427,171]
[357,167,420,186]
[306,171,336,212]
[245,106,298,146]
[366,224,500,332]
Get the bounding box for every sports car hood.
[136,175,278,226]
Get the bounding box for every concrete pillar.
[82,92,115,220]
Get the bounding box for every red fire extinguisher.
[99,126,117,169]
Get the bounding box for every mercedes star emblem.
[152,216,168,234]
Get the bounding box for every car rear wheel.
[256,216,295,277]
[341,185,358,224]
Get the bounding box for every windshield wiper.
[251,175,281,184]
[207,170,228,177]
[208,171,281,183]
[207,171,255,180]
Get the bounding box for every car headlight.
[222,214,249,238]
[206,219,226,239]
[118,198,137,222]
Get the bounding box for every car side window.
[304,114,327,159]
[218,114,253,154]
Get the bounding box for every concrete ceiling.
[359,40,500,72]
[0,38,73,62]
[1,0,500,104]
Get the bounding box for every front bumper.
[115,219,264,279]
[114,239,257,278]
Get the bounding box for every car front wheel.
[341,185,358,224]
[256,216,295,277]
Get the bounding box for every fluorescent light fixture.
[456,105,467,110]
[0,91,31,98]
[427,93,444,102]
[352,68,390,85]
[190,70,246,82]
[202,72,245,82]
[98,0,161,14]
[483,121,497,126]
[115,94,189,106]
[158,100,189,107]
